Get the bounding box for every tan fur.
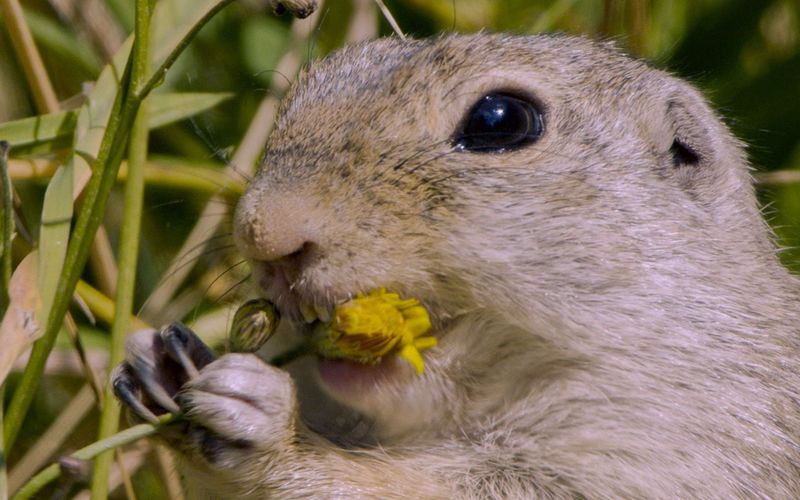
[164,34,800,498]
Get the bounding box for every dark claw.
[161,322,201,379]
[111,364,160,424]
[124,329,182,414]
[114,324,219,438]
[161,322,217,377]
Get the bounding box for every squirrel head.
[233,34,777,427]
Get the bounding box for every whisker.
[191,260,249,321]
[209,274,252,310]
[137,243,239,316]
[197,211,238,219]
[185,113,254,184]
[146,199,188,211]
[170,233,235,265]
[308,6,329,62]
[252,69,292,90]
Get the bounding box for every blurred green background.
[1,0,798,497]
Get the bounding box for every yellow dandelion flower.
[314,288,437,374]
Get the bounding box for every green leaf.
[0,92,231,155]
[0,111,76,154]
[148,92,233,129]
[36,38,133,325]
[37,162,73,318]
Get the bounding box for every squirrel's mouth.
[251,260,339,323]
[250,259,449,386]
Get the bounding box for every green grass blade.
[36,160,73,320]
[0,92,231,154]
[146,0,235,95]
[1,141,12,313]
[91,0,153,494]
[147,92,234,129]
[12,414,176,500]
[0,111,77,152]
[3,0,238,456]
[23,8,101,77]
[2,37,134,453]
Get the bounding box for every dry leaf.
[0,251,42,384]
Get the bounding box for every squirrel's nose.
[233,189,318,263]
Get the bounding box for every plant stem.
[11,414,176,500]
[90,2,152,497]
[8,157,244,198]
[0,384,6,500]
[0,0,60,113]
[0,141,11,500]
[0,142,12,315]
[75,280,150,331]
[143,0,235,97]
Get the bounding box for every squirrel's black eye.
[455,93,544,152]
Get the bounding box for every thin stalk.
[373,0,405,39]
[1,384,6,500]
[7,385,95,494]
[153,444,185,500]
[90,228,119,298]
[9,158,243,198]
[1,142,11,315]
[1,141,11,500]
[140,0,235,97]
[0,0,60,113]
[11,414,176,500]
[754,170,800,185]
[75,280,149,331]
[91,0,152,494]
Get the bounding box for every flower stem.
[89,2,152,498]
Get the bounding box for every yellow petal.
[315,288,436,374]
[412,336,437,350]
[398,344,425,375]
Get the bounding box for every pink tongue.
[317,357,407,394]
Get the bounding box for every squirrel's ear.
[665,98,706,169]
[654,82,750,201]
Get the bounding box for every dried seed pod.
[229,298,280,353]
[268,0,318,18]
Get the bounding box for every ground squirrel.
[115,33,800,498]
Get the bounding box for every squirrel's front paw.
[176,353,297,462]
[113,325,297,468]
